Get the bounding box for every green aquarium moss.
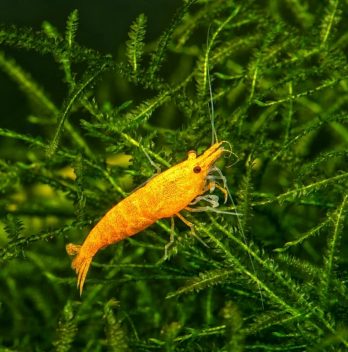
[1,0,348,351]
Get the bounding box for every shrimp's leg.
[176,212,194,228]
[186,206,241,216]
[163,217,175,260]
[176,213,209,248]
[214,183,228,203]
[190,194,219,208]
[207,166,234,204]
[204,179,228,203]
[157,217,176,264]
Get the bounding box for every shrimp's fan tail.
[66,243,92,295]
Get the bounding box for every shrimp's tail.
[66,243,92,295]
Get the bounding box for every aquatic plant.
[1,0,348,350]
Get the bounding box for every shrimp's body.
[67,142,225,294]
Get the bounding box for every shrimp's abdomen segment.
[66,192,157,294]
[101,193,157,244]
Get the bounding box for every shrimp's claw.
[66,243,92,295]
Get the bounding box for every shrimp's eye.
[193,165,202,173]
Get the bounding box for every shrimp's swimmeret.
[66,142,226,294]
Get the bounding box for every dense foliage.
[1,0,348,351]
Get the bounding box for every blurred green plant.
[1,0,348,351]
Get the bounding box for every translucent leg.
[190,194,219,207]
[157,218,176,264]
[207,166,236,206]
[204,178,228,203]
[207,166,228,189]
[176,213,209,248]
[186,205,241,216]
[163,217,175,260]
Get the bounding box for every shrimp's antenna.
[206,25,218,145]
[221,141,240,167]
[210,164,265,309]
[227,178,265,310]
[205,12,264,308]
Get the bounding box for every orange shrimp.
[66,141,226,294]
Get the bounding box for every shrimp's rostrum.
[66,142,225,294]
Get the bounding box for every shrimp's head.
[170,141,226,198]
[146,141,228,217]
[187,141,225,178]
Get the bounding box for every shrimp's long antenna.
[207,25,218,145]
[208,164,265,309]
[226,177,265,310]
[205,12,264,308]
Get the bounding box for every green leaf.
[126,13,147,75]
[65,9,79,49]
[3,214,24,241]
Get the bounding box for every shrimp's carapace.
[67,142,226,294]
